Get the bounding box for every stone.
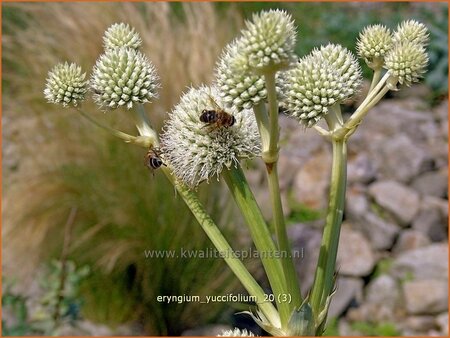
[393,230,431,254]
[365,275,400,308]
[374,133,430,183]
[347,153,377,184]
[403,279,448,315]
[412,207,447,242]
[360,212,401,250]
[436,312,449,335]
[337,225,376,277]
[292,148,331,210]
[422,195,448,219]
[345,185,369,220]
[392,243,448,281]
[287,224,322,294]
[328,277,364,319]
[368,180,420,225]
[403,316,437,332]
[277,153,302,191]
[411,169,448,198]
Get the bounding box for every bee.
[199,95,235,129]
[144,147,165,171]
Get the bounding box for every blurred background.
[2,1,448,336]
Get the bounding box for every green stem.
[309,139,347,321]
[252,103,271,154]
[163,169,281,329]
[368,68,382,93]
[76,108,154,148]
[222,165,291,328]
[263,70,303,313]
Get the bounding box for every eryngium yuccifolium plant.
[215,40,267,111]
[103,22,142,50]
[91,47,159,109]
[312,44,362,100]
[393,20,430,46]
[356,24,393,65]
[44,62,87,107]
[218,328,255,337]
[239,9,297,71]
[384,40,429,86]
[282,55,346,127]
[160,86,261,188]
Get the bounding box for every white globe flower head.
[91,47,160,110]
[103,22,142,50]
[215,39,267,111]
[312,43,363,100]
[384,40,429,87]
[282,54,346,127]
[356,24,393,67]
[218,328,255,337]
[240,9,297,71]
[44,62,88,107]
[393,20,429,47]
[160,86,261,188]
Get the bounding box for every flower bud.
[239,9,297,71]
[218,328,255,337]
[160,86,261,188]
[103,23,142,50]
[356,24,393,66]
[91,48,159,109]
[44,62,87,107]
[215,39,267,111]
[282,54,346,127]
[384,40,428,86]
[394,20,429,46]
[312,44,362,100]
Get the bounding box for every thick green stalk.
[309,139,347,320]
[264,70,303,311]
[163,169,281,329]
[222,165,290,328]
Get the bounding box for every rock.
[374,133,430,183]
[392,243,448,281]
[368,180,420,225]
[277,153,302,191]
[337,225,376,277]
[182,324,232,336]
[393,230,431,254]
[292,148,331,210]
[412,207,447,242]
[253,186,290,221]
[360,212,401,250]
[411,169,448,198]
[345,185,369,220]
[328,277,364,319]
[347,153,377,184]
[403,316,437,332]
[287,224,322,294]
[436,312,449,335]
[422,195,448,219]
[365,275,400,308]
[403,279,448,315]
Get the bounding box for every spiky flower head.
[282,54,347,127]
[356,24,393,66]
[44,62,87,107]
[239,9,297,71]
[91,48,159,109]
[218,328,255,337]
[103,23,142,50]
[160,86,261,188]
[384,40,428,86]
[312,44,362,100]
[394,20,429,46]
[215,40,267,111]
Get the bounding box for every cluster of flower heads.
[357,20,429,86]
[215,10,296,112]
[218,328,255,337]
[160,86,261,188]
[44,22,160,110]
[280,44,363,127]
